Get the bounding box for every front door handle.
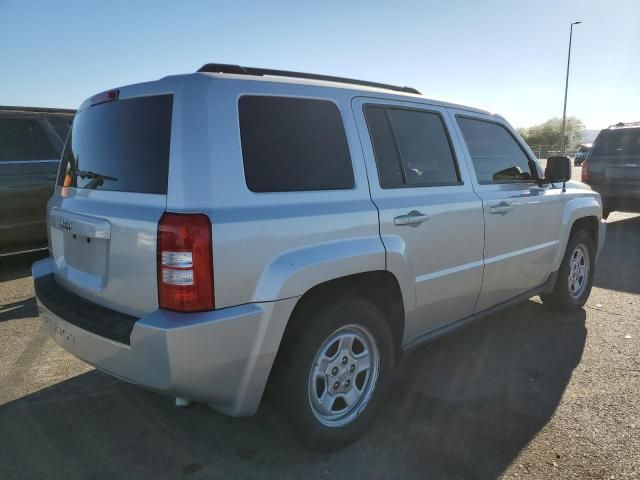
[44,174,57,181]
[489,202,513,215]
[394,210,430,227]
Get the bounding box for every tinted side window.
[365,106,460,188]
[0,118,59,161]
[239,96,354,192]
[364,107,403,186]
[457,117,533,184]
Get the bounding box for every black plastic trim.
[403,271,558,352]
[35,274,138,345]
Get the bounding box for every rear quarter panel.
[169,77,385,308]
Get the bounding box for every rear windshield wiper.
[72,169,118,189]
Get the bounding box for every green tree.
[518,117,585,149]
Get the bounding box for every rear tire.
[267,297,395,451]
[541,230,595,312]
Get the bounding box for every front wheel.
[541,230,595,311]
[268,298,395,451]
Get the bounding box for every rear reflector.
[157,213,214,312]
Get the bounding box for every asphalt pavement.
[1,206,638,478]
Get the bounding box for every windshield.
[59,94,173,193]
[591,128,640,157]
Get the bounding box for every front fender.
[252,235,386,303]
[553,195,602,269]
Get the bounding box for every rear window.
[59,95,173,193]
[591,128,640,157]
[239,96,354,192]
[0,117,59,161]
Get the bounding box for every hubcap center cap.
[326,349,356,387]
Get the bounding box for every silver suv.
[33,64,606,450]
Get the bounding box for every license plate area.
[63,231,108,275]
[50,228,109,290]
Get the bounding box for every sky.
[1,0,638,130]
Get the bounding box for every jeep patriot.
[33,64,606,450]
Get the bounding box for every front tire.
[541,230,595,311]
[268,297,395,451]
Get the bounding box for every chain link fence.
[528,145,578,159]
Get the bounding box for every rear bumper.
[32,257,298,416]
[589,183,640,212]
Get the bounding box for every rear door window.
[364,105,460,188]
[239,96,354,192]
[0,118,59,161]
[457,117,534,184]
[59,95,173,193]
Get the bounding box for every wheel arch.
[570,215,599,250]
[262,270,406,406]
[281,270,406,357]
[554,196,601,269]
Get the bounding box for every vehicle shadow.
[593,213,640,294]
[0,251,48,283]
[0,296,37,323]
[0,300,585,480]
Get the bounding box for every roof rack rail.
[608,121,640,128]
[197,63,421,95]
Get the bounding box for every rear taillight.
[157,213,214,312]
[581,159,589,182]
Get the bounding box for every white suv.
[33,64,606,450]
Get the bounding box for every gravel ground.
[0,210,638,480]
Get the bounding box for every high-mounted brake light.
[581,158,589,183]
[90,89,119,107]
[157,213,214,312]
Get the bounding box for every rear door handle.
[394,210,430,227]
[489,202,513,215]
[44,174,57,181]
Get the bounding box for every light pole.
[561,21,581,154]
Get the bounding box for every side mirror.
[545,156,571,183]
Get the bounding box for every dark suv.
[0,106,74,255]
[583,122,640,218]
